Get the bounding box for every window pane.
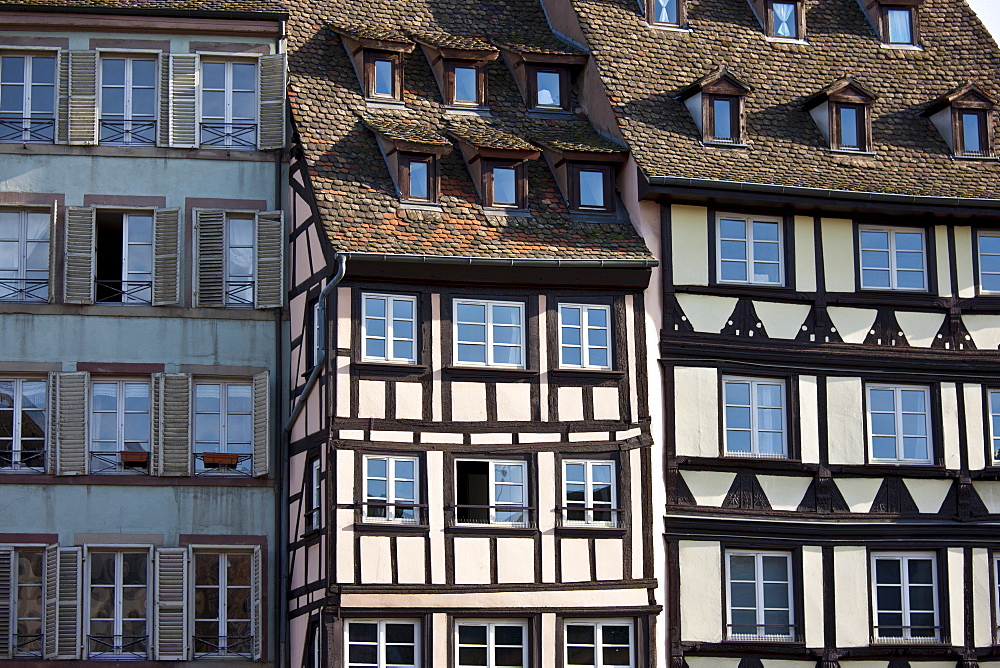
[887,8,913,44]
[655,0,676,23]
[720,218,746,240]
[839,106,859,147]
[772,2,797,38]
[962,112,982,154]
[492,166,517,205]
[729,555,755,581]
[492,305,521,326]
[453,66,477,103]
[457,302,486,323]
[373,59,393,97]
[536,71,561,106]
[408,160,429,200]
[713,98,732,139]
[861,230,889,251]
[578,170,605,208]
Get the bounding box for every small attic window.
[649,0,684,27]
[769,1,801,39]
[958,110,990,157]
[833,104,866,151]
[922,83,996,159]
[680,66,752,147]
[446,61,483,107]
[569,163,614,213]
[804,78,877,153]
[483,159,526,208]
[707,95,740,144]
[400,153,437,202]
[364,51,402,101]
[884,7,916,45]
[530,66,569,111]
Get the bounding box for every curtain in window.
[773,3,795,37]
[656,0,676,23]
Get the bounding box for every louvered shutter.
[43,546,57,658]
[251,546,262,660]
[52,372,89,476]
[43,546,80,659]
[252,371,269,477]
[152,208,182,306]
[153,373,192,476]
[63,206,95,304]
[254,211,284,309]
[56,51,68,144]
[157,53,170,147]
[66,51,98,145]
[0,547,13,659]
[153,547,188,660]
[194,209,225,307]
[168,54,198,148]
[257,54,286,150]
[47,201,58,304]
[45,372,56,475]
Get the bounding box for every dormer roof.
[922,82,998,116]
[330,23,415,52]
[677,65,753,101]
[446,120,540,159]
[409,30,498,61]
[493,35,588,65]
[529,120,629,160]
[362,113,453,154]
[803,77,879,110]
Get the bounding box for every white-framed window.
[455,459,528,526]
[455,619,528,667]
[90,380,150,473]
[0,378,46,470]
[978,231,1000,293]
[346,619,420,668]
[725,550,794,641]
[363,293,417,363]
[10,547,44,657]
[0,52,56,143]
[563,460,616,527]
[200,59,257,148]
[871,552,939,642]
[564,619,633,667]
[225,214,255,306]
[723,377,787,459]
[454,299,525,367]
[86,549,150,659]
[989,390,1000,464]
[0,209,49,302]
[194,382,253,473]
[307,457,322,531]
[867,384,933,464]
[364,455,419,524]
[717,214,783,285]
[193,550,255,658]
[98,55,156,145]
[994,555,1000,642]
[95,210,153,304]
[559,304,611,369]
[859,226,927,291]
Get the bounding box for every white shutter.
[63,206,95,304]
[43,546,80,659]
[169,54,198,148]
[153,547,188,660]
[56,51,68,144]
[43,546,57,659]
[47,201,58,304]
[152,208,182,306]
[194,209,225,307]
[66,50,98,145]
[251,545,262,660]
[254,211,284,309]
[153,373,192,476]
[252,371,269,477]
[0,547,13,659]
[157,52,170,147]
[257,54,286,150]
[52,372,89,476]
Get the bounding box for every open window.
[679,65,752,146]
[455,459,528,526]
[95,210,153,304]
[804,77,878,152]
[332,25,414,105]
[922,83,997,158]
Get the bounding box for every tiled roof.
[286,0,653,260]
[362,113,453,147]
[529,119,628,154]
[568,0,1000,199]
[409,30,496,52]
[330,23,412,43]
[493,34,587,57]
[0,0,287,16]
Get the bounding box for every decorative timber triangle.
[720,298,768,339]
[938,480,989,521]
[738,659,765,668]
[887,661,911,668]
[794,305,843,344]
[723,472,771,510]
[863,308,909,347]
[664,294,695,335]
[870,478,919,515]
[668,467,697,506]
[931,313,976,350]
[797,476,850,513]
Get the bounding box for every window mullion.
[895,388,905,461]
[585,462,594,524]
[755,554,765,636]
[888,232,899,289]
[749,381,760,455]
[900,557,911,638]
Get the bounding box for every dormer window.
[707,95,739,143]
[447,62,482,106]
[804,78,877,153]
[400,153,436,202]
[366,52,400,100]
[530,66,569,111]
[484,160,526,208]
[833,104,865,151]
[569,163,614,213]
[679,66,752,147]
[332,25,414,106]
[958,110,989,157]
[412,33,498,110]
[769,1,801,39]
[884,7,916,45]
[364,114,453,205]
[922,83,997,159]
[447,120,539,211]
[649,0,685,27]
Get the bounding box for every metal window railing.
[451,504,536,528]
[871,625,943,644]
[193,635,254,660]
[99,119,156,146]
[87,634,148,658]
[0,117,54,143]
[14,633,43,657]
[726,624,799,642]
[0,448,45,472]
[225,281,255,307]
[362,501,428,526]
[0,278,48,303]
[200,122,257,148]
[95,280,152,305]
[89,450,150,475]
[194,451,253,476]
[556,506,624,528]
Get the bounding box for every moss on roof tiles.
[362,113,452,146]
[330,23,412,43]
[445,119,537,151]
[529,120,628,153]
[408,30,495,52]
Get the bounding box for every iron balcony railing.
[225,281,255,307]
[726,624,799,642]
[451,504,536,528]
[0,117,54,143]
[193,635,253,660]
[14,633,43,657]
[89,450,150,475]
[99,119,156,146]
[0,278,48,303]
[362,501,428,526]
[200,122,257,148]
[0,448,45,472]
[87,634,147,659]
[95,280,152,305]
[194,451,253,476]
[872,625,943,644]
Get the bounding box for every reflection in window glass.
[194,382,253,473]
[712,98,733,141]
[346,620,418,668]
[872,554,938,641]
[726,551,794,640]
[454,299,524,367]
[654,0,677,24]
[559,304,611,369]
[194,551,254,657]
[14,549,44,656]
[456,621,526,667]
[859,227,926,290]
[565,620,633,667]
[363,293,417,362]
[961,112,983,155]
[723,378,786,458]
[0,378,46,469]
[564,460,616,526]
[867,385,932,463]
[0,54,56,143]
[88,551,148,658]
[578,169,606,209]
[491,166,517,206]
[718,217,782,285]
[453,66,477,104]
[364,455,419,523]
[408,159,429,200]
[887,9,913,45]
[535,71,561,107]
[839,106,860,149]
[0,209,49,302]
[980,233,1000,292]
[373,59,394,98]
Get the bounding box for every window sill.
[443,106,492,117]
[647,23,692,33]
[444,365,537,380]
[399,201,443,212]
[365,99,406,109]
[527,109,575,120]
[353,361,428,375]
[549,368,624,380]
[446,524,537,537]
[880,43,924,51]
[569,210,620,224]
[483,206,532,218]
[354,521,428,536]
[700,140,751,149]
[830,148,878,157]
[765,37,809,46]
[555,525,627,538]
[952,154,999,162]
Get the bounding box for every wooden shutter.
[66,50,98,145]
[257,54,286,150]
[194,209,225,307]
[43,546,80,659]
[63,206,95,304]
[152,208,182,306]
[57,51,69,144]
[47,201,58,304]
[252,546,262,660]
[45,372,56,475]
[153,547,188,660]
[254,211,284,309]
[0,547,12,659]
[153,373,192,476]
[168,54,198,148]
[52,372,89,476]
[252,371,269,477]
[157,53,170,147]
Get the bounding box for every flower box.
[203,452,240,468]
[119,450,149,465]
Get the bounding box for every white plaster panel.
[902,478,952,514]
[756,475,812,511]
[470,433,513,445]
[339,429,364,440]
[963,314,1000,350]
[947,547,964,645]
[799,376,820,464]
[753,301,811,340]
[541,613,556,667]
[426,450,446,584]
[955,226,976,298]
[964,384,987,472]
[335,509,355,583]
[935,225,952,297]
[821,218,855,293]
[674,366,719,458]
[827,307,878,344]
[520,432,561,443]
[685,660,739,668]
[497,538,535,584]
[336,286,352,349]
[432,613,448,668]
[973,548,992,648]
[336,449,355,505]
[360,535,393,583]
[593,386,620,421]
[395,537,426,584]
[496,383,532,422]
[358,380,386,419]
[680,470,735,507]
[671,205,709,286]
[801,546,824,648]
[594,539,624,581]
[834,546,870,647]
[675,294,738,334]
[679,541,723,643]
[630,448,643,580]
[561,538,591,583]
[558,386,585,421]
[836,478,883,513]
[941,382,962,470]
[422,432,464,444]
[794,215,817,293]
[340,587,650,608]
[895,311,945,348]
[568,431,610,442]
[369,430,413,443]
[336,357,351,418]
[452,382,487,422]
[453,537,491,585]
[974,481,1000,513]
[395,382,423,420]
[538,452,557,583]
[826,377,865,465]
